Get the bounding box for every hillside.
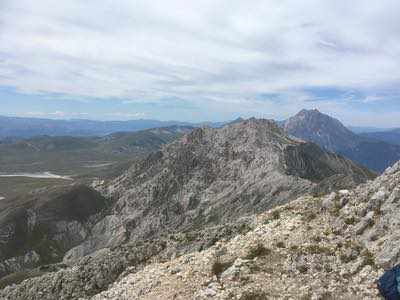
[284,109,400,172]
[0,184,110,282]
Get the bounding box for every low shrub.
[245,243,271,259]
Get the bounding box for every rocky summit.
[0,118,377,299]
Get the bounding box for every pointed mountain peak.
[181,117,288,149]
[286,109,349,130]
[298,108,321,115]
[228,117,245,124]
[284,109,358,152]
[293,109,332,122]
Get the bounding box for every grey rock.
[84,119,371,254]
[376,236,400,269]
[355,211,375,235]
[321,192,337,210]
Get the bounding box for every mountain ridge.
[361,129,400,146]
[65,118,374,261]
[0,115,222,140]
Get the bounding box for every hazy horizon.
[0,110,397,130]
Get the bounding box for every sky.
[1,0,400,126]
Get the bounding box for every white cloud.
[0,0,399,124]
[24,111,66,117]
[106,112,147,119]
[20,111,90,119]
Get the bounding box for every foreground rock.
[0,221,256,299]
[89,197,379,299]
[93,161,400,299]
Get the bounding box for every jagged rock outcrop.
[284,109,400,172]
[333,161,400,270]
[67,118,374,261]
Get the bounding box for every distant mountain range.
[284,109,400,172]
[2,112,400,174]
[0,116,223,140]
[347,126,392,134]
[360,129,400,146]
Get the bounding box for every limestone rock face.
[342,161,400,269]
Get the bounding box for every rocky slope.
[284,109,400,172]
[80,161,400,299]
[65,118,374,262]
[4,160,400,299]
